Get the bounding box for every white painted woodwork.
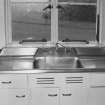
[0,74,27,89]
[90,73,105,86]
[0,0,6,48]
[87,73,105,105]
[0,89,28,105]
[0,73,105,105]
[60,87,87,105]
[30,88,59,105]
[88,87,105,105]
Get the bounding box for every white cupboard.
[88,87,105,105]
[0,74,28,105]
[0,73,105,105]
[61,87,87,105]
[0,89,28,105]
[29,73,88,105]
[87,73,105,105]
[30,88,59,105]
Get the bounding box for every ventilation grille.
[65,77,83,84]
[36,77,55,84]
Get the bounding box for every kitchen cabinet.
[61,87,87,105]
[2,73,105,105]
[30,88,59,105]
[0,89,9,105]
[0,89,28,105]
[29,74,59,105]
[30,87,87,105]
[60,73,88,105]
[88,87,105,105]
[29,73,59,88]
[29,73,88,105]
[9,89,28,105]
[88,73,105,105]
[0,74,27,89]
[0,74,28,105]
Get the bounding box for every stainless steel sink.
[0,47,38,56]
[34,57,83,69]
[36,47,72,57]
[73,47,105,56]
[0,57,34,70]
[80,58,105,68]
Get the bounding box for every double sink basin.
[33,56,83,69]
[33,47,105,69]
[34,57,105,69]
[0,47,105,70]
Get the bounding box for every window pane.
[58,4,97,42]
[11,2,51,42]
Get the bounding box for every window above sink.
[5,0,99,47]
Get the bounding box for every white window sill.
[5,41,102,48]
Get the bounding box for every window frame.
[5,0,100,47]
[57,0,99,44]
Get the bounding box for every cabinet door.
[0,89,28,105]
[0,89,9,105]
[61,87,87,105]
[88,74,105,105]
[0,74,27,89]
[88,87,105,105]
[30,88,59,105]
[9,89,28,105]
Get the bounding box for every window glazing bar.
[51,0,58,43]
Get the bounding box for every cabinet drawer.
[90,74,105,86]
[0,74,27,88]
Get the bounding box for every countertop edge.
[0,69,105,74]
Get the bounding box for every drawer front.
[90,73,105,87]
[0,74,27,89]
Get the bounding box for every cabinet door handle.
[91,86,105,88]
[1,81,12,84]
[16,95,26,98]
[48,94,58,97]
[62,93,72,96]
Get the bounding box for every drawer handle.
[16,95,26,98]
[48,94,58,97]
[1,81,12,84]
[62,93,72,96]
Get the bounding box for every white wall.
[0,0,6,48]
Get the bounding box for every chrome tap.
[55,42,67,53]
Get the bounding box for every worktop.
[0,47,38,56]
[0,47,105,73]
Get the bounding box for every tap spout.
[55,42,67,53]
